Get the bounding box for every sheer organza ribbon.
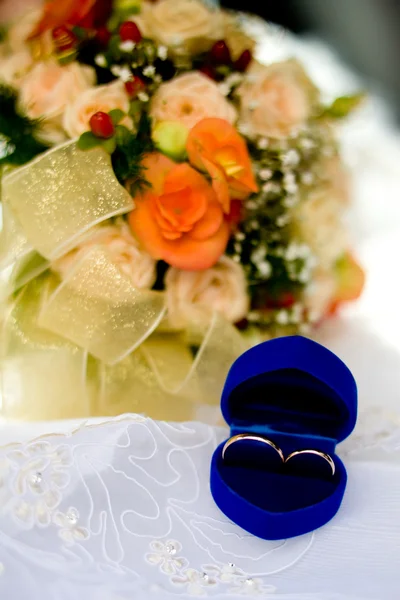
[0,142,246,422]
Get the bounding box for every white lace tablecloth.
[2,28,400,599]
[0,412,399,600]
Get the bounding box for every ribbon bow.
[0,142,246,422]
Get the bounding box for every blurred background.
[222,0,400,119]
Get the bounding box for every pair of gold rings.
[222,433,335,476]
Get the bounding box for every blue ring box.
[210,336,357,540]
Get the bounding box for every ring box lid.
[221,335,357,454]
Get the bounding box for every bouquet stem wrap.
[0,142,246,422]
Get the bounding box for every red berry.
[199,64,217,80]
[124,75,145,98]
[78,0,113,29]
[209,40,231,65]
[95,26,111,47]
[265,292,296,309]
[277,292,296,308]
[227,199,243,226]
[52,26,76,52]
[90,0,113,28]
[235,318,249,331]
[119,21,142,43]
[89,111,115,139]
[234,49,252,72]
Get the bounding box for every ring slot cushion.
[210,336,357,540]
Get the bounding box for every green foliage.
[320,93,366,119]
[109,109,125,126]
[101,137,117,154]
[77,130,116,153]
[77,131,100,151]
[0,84,49,166]
[111,112,154,194]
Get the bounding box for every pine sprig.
[0,84,49,166]
[111,112,154,194]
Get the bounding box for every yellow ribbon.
[0,142,246,422]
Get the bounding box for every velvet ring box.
[210,336,357,540]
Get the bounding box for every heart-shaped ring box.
[210,336,357,540]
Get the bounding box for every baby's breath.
[226,121,334,330]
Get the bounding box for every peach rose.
[165,256,249,329]
[138,0,223,55]
[150,73,237,131]
[237,60,318,139]
[53,220,157,290]
[128,153,230,270]
[19,60,95,143]
[150,72,237,129]
[186,117,258,212]
[304,267,337,323]
[63,80,130,138]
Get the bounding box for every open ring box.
[210,336,357,540]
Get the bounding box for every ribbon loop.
[38,247,166,365]
[1,142,134,261]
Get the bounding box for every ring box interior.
[210,336,357,540]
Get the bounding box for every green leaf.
[321,93,366,119]
[111,112,153,193]
[57,49,78,66]
[115,124,131,145]
[0,84,49,166]
[216,65,231,77]
[108,34,123,59]
[109,109,125,126]
[71,26,87,41]
[100,137,117,154]
[129,100,142,120]
[115,0,141,15]
[77,131,100,151]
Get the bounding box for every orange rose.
[28,0,110,39]
[128,153,230,271]
[186,118,258,213]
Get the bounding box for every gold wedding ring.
[222,433,285,462]
[222,435,336,477]
[285,449,336,476]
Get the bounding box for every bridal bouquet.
[0,0,364,421]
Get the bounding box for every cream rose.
[6,8,53,56]
[237,60,318,139]
[0,47,33,87]
[293,157,349,269]
[150,72,237,130]
[138,0,223,55]
[19,60,95,143]
[63,80,130,139]
[7,9,41,52]
[222,12,256,61]
[165,256,249,329]
[53,221,157,290]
